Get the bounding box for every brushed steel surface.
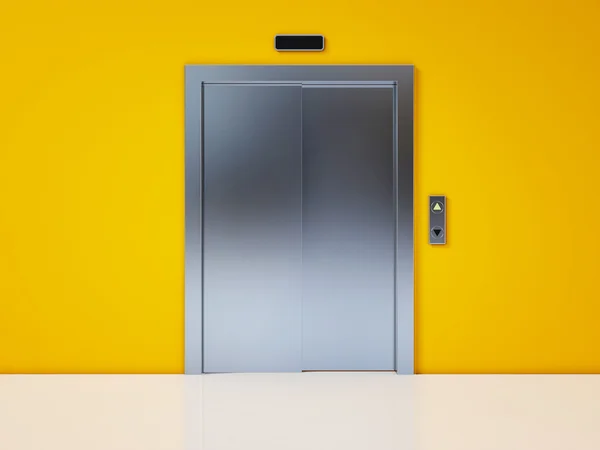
[185,66,414,374]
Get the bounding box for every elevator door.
[202,84,303,373]
[301,86,395,371]
[202,83,396,373]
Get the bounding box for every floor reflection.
[1,374,599,450]
[197,373,414,450]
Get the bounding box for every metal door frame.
[184,65,414,375]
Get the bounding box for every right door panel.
[301,86,396,371]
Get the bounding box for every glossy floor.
[1,374,599,449]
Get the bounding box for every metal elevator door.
[202,83,396,373]
[301,86,395,371]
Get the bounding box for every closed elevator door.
[301,86,395,371]
[202,83,395,373]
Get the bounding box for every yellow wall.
[1,0,600,374]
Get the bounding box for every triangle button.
[431,227,444,239]
[431,202,444,213]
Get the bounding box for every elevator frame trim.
[184,65,415,375]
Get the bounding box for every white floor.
[1,374,599,449]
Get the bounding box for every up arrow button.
[431,202,444,214]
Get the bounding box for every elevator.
[185,65,414,374]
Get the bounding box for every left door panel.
[202,84,303,373]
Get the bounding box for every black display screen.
[275,35,324,51]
